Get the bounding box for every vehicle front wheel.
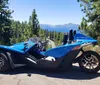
[79,51,100,73]
[0,53,10,72]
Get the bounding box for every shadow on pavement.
[0,66,100,80]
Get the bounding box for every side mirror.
[23,42,28,51]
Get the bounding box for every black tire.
[0,53,10,72]
[79,51,100,73]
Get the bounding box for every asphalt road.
[0,64,100,85]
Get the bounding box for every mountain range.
[40,23,79,33]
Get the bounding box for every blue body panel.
[41,42,82,58]
[0,41,36,54]
[74,33,97,43]
[0,45,24,54]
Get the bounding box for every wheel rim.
[81,54,99,71]
[0,57,5,70]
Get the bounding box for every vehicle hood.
[0,41,36,54]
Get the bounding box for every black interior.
[27,44,45,59]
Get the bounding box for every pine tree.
[29,9,40,37]
[79,17,88,33]
[78,0,100,41]
[0,0,12,45]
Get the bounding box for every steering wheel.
[37,41,46,51]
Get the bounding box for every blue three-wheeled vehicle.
[0,33,100,73]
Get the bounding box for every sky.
[9,0,84,25]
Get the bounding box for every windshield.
[29,37,41,43]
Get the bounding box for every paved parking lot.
[0,65,100,85]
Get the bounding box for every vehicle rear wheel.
[79,51,100,73]
[0,53,10,72]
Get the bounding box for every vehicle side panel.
[41,43,81,58]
